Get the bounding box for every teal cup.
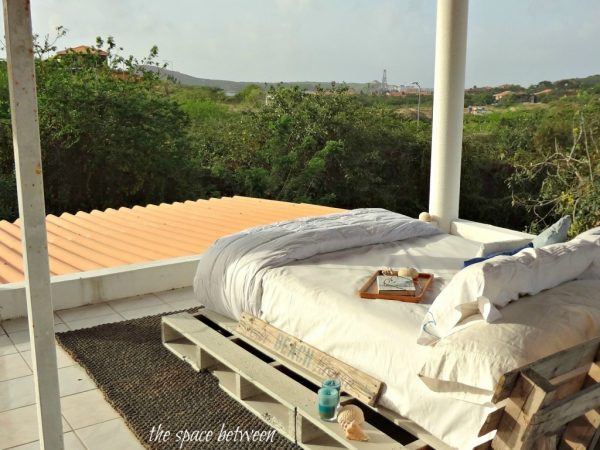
[318,387,339,421]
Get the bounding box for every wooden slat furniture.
[162,310,444,449]
[477,337,600,449]
[162,310,600,449]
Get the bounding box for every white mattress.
[258,233,490,449]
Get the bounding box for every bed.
[192,209,600,449]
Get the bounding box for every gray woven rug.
[56,309,299,450]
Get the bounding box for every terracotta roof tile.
[0,196,344,284]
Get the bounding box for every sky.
[6,0,600,88]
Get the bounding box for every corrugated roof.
[0,196,344,284]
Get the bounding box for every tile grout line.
[3,429,91,450]
[55,305,121,324]
[103,300,131,318]
[0,352,32,383]
[69,415,122,433]
[73,417,145,448]
[0,383,99,415]
[3,437,39,449]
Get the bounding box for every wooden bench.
[162,310,600,449]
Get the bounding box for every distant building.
[386,84,433,96]
[533,88,553,96]
[493,90,513,101]
[55,45,108,62]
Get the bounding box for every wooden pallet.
[477,337,600,450]
[161,310,442,450]
[162,310,600,450]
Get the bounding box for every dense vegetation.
[0,36,599,235]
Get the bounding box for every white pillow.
[419,279,600,404]
[475,238,532,257]
[575,226,600,240]
[417,239,600,346]
[577,231,600,279]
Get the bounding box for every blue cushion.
[532,216,571,248]
[463,243,533,268]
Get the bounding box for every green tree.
[193,85,430,215]
[0,32,211,220]
[509,100,600,234]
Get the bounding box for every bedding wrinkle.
[258,232,485,448]
[194,209,441,319]
[194,209,496,448]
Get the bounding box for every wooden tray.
[358,270,434,303]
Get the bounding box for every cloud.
[0,0,597,87]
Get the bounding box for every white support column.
[429,0,469,231]
[3,1,64,449]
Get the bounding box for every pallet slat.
[162,311,409,450]
[236,312,383,406]
[206,309,450,449]
[165,309,600,450]
[560,363,600,449]
[493,338,600,403]
[479,338,600,450]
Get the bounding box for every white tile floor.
[0,287,197,450]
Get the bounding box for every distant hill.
[144,65,600,97]
[142,65,372,94]
[467,74,600,94]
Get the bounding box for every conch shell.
[337,405,368,441]
[396,267,418,279]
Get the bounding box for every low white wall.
[0,255,201,320]
[450,219,535,243]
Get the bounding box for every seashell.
[337,405,368,441]
[345,420,369,441]
[419,212,432,222]
[337,405,365,429]
[396,267,419,279]
[381,267,396,276]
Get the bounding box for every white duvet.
[193,211,600,448]
[257,233,490,449]
[193,208,440,319]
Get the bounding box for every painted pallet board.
[200,309,451,450]
[165,309,600,450]
[162,311,410,450]
[236,312,383,406]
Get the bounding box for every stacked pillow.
[416,219,600,403]
[532,215,572,247]
[419,236,600,345]
[418,279,600,404]
[422,216,592,346]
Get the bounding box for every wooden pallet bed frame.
[161,309,600,449]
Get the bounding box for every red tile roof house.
[55,45,108,61]
[2,1,600,449]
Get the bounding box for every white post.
[3,1,64,449]
[429,0,469,231]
